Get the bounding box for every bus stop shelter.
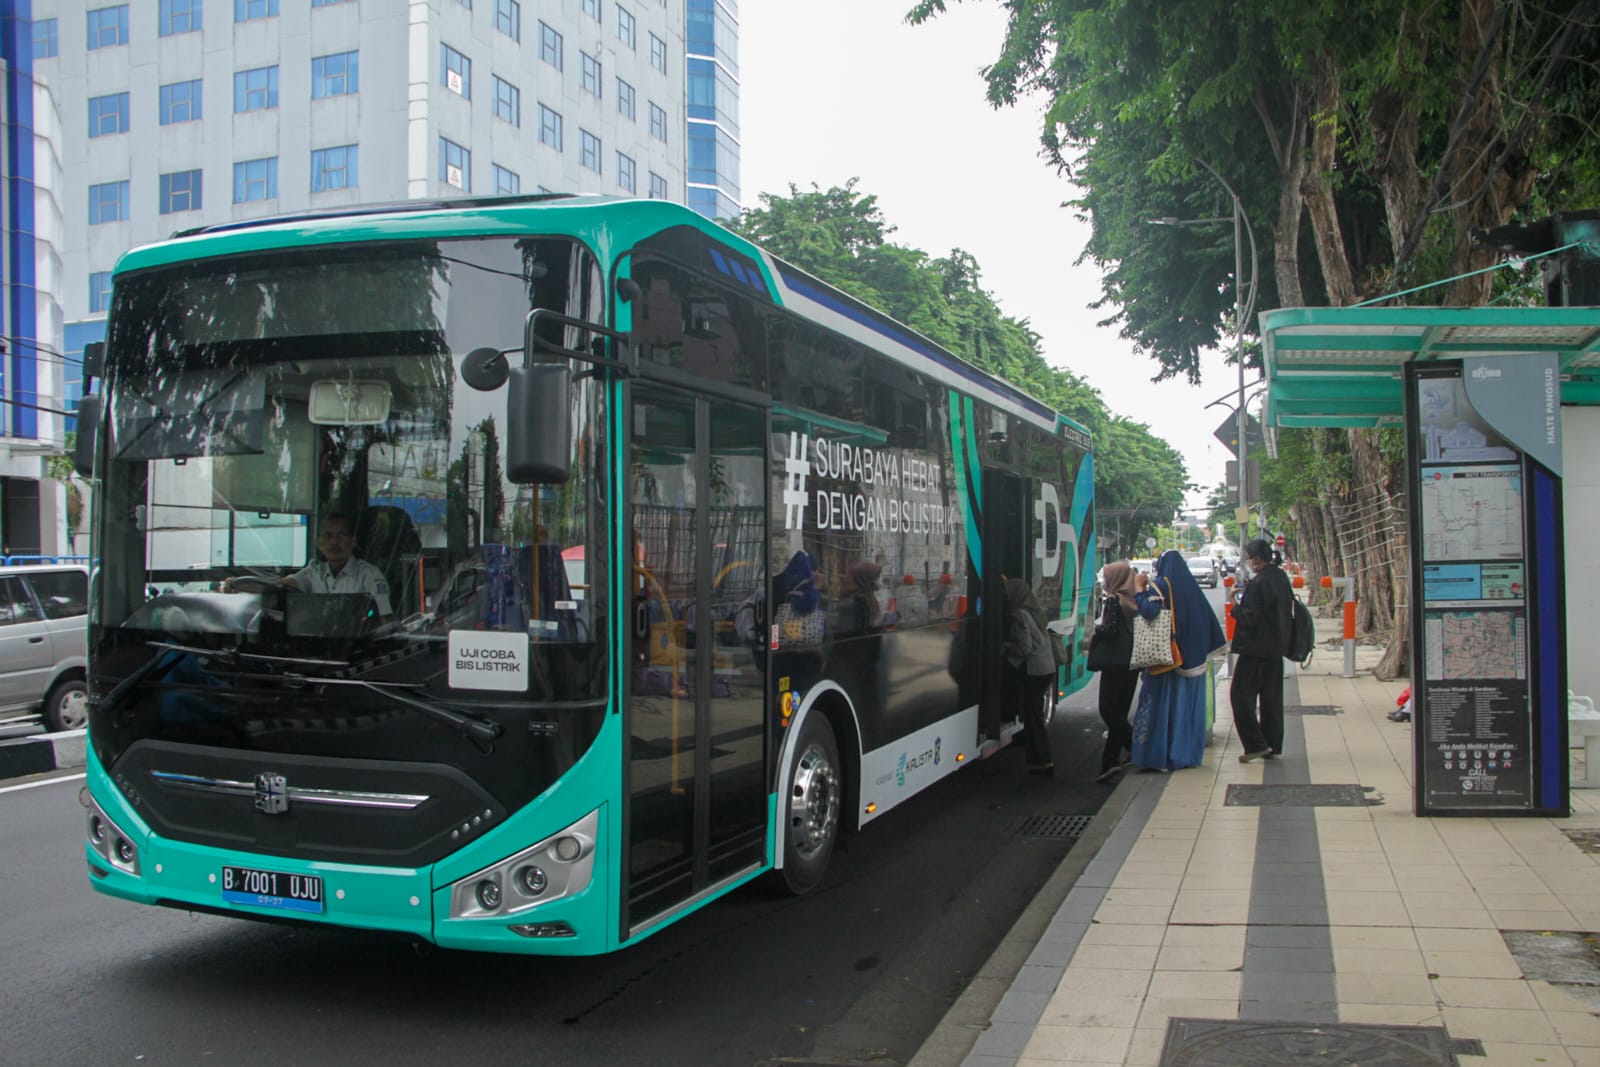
[1260,305,1600,811]
[1260,306,1600,428]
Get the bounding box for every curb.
[0,729,88,781]
[906,767,1157,1067]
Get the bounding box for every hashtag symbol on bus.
[783,432,810,530]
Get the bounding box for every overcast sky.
[738,0,1239,512]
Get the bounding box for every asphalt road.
[0,710,1115,1065]
[1,582,1230,1067]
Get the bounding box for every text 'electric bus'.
[77,195,1096,955]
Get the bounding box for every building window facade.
[649,32,667,73]
[87,5,129,49]
[492,76,520,126]
[159,170,202,214]
[616,152,636,194]
[441,44,471,98]
[160,0,202,35]
[495,0,520,40]
[440,137,470,190]
[538,105,563,151]
[649,102,668,142]
[539,22,563,70]
[235,0,279,21]
[617,77,635,120]
[90,272,114,314]
[89,180,130,224]
[580,129,601,173]
[311,146,358,191]
[234,66,280,112]
[649,172,668,200]
[582,0,601,21]
[493,164,520,195]
[233,157,279,202]
[89,93,130,138]
[615,5,636,48]
[160,80,203,124]
[312,51,359,98]
[32,18,58,59]
[581,53,602,97]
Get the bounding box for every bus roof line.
[765,257,1066,436]
[168,193,584,239]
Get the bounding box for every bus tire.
[774,712,841,896]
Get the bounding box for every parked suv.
[0,564,89,731]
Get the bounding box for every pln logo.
[896,752,907,787]
[934,737,942,765]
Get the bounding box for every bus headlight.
[85,796,140,877]
[448,809,597,920]
[515,865,548,896]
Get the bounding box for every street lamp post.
[1147,163,1259,552]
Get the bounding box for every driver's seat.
[355,505,422,616]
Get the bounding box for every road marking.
[0,772,85,795]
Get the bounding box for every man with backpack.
[1230,538,1296,762]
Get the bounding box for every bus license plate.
[220,865,325,914]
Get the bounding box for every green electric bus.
[77,195,1096,955]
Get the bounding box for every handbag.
[1087,596,1133,672]
[1129,578,1182,672]
[774,601,824,647]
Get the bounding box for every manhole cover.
[1562,828,1600,854]
[1224,784,1379,807]
[1160,1018,1483,1066]
[1292,705,1342,715]
[1007,813,1092,839]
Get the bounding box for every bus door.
[624,383,768,935]
[979,469,1031,744]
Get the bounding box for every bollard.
[1319,575,1357,678]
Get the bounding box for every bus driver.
[285,512,393,618]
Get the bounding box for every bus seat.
[356,505,422,616]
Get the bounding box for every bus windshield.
[90,236,609,791]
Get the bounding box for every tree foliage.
[730,181,1190,525]
[909,0,1600,677]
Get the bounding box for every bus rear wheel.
[775,712,841,895]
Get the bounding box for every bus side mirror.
[74,394,102,478]
[506,363,572,484]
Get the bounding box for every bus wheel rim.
[789,743,839,859]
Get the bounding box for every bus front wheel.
[776,712,841,895]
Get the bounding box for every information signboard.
[1406,359,1567,817]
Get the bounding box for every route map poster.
[1406,358,1566,817]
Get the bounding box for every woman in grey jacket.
[1004,578,1057,775]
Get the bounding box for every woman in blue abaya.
[1131,550,1229,771]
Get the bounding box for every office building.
[3,0,741,554]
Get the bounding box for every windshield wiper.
[350,681,505,748]
[95,642,193,723]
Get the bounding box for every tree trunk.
[1300,53,1358,307]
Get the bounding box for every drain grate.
[1562,828,1600,854]
[1224,784,1380,808]
[1291,704,1342,715]
[1160,1018,1484,1066]
[1501,929,1600,1010]
[1006,813,1093,839]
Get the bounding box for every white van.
[0,564,89,731]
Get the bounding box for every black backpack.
[1287,596,1315,665]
